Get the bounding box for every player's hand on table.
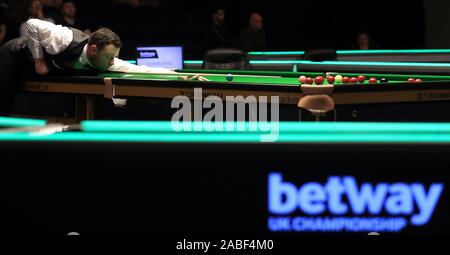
[179,74,210,81]
[34,58,49,75]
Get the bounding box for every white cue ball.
[335,75,343,83]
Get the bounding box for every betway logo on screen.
[267,173,444,233]
[139,50,159,59]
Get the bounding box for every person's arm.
[26,18,73,75]
[107,58,177,73]
[107,58,209,81]
[19,22,27,37]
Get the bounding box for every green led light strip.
[2,132,450,143]
[184,60,204,64]
[319,61,450,67]
[337,49,450,54]
[248,60,450,67]
[247,49,450,55]
[184,59,450,67]
[0,116,47,128]
[248,51,306,55]
[81,121,450,134]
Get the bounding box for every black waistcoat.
[44,27,89,70]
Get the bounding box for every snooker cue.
[116,70,284,78]
[0,124,69,134]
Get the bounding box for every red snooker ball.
[327,75,335,84]
[314,76,325,85]
[408,78,416,83]
[305,77,314,85]
[299,76,307,84]
[357,75,366,83]
[369,78,378,83]
[342,77,350,83]
[350,77,358,84]
[415,79,423,83]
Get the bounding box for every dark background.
[0,0,436,59]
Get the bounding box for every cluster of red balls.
[298,74,425,85]
[407,78,424,83]
[298,75,371,85]
[337,75,370,84]
[298,75,326,85]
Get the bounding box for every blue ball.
[226,74,234,81]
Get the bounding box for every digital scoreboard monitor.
[136,46,183,69]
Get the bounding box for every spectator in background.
[0,21,6,45]
[112,0,163,6]
[41,0,62,22]
[236,12,266,52]
[58,0,91,35]
[357,32,379,50]
[19,0,55,37]
[0,2,7,45]
[0,1,13,43]
[201,8,232,52]
[110,0,166,59]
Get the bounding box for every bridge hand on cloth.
[178,74,210,81]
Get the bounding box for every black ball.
[380,78,388,83]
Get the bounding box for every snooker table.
[0,117,449,240]
[184,59,450,73]
[20,70,450,122]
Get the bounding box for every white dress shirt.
[72,44,92,70]
[26,19,176,73]
[26,18,71,59]
[20,17,55,38]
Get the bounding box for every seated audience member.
[201,8,232,53]
[236,12,266,52]
[0,21,6,46]
[58,0,91,35]
[41,0,63,22]
[19,0,55,37]
[357,32,379,50]
[0,1,11,45]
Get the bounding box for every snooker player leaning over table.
[0,19,202,116]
